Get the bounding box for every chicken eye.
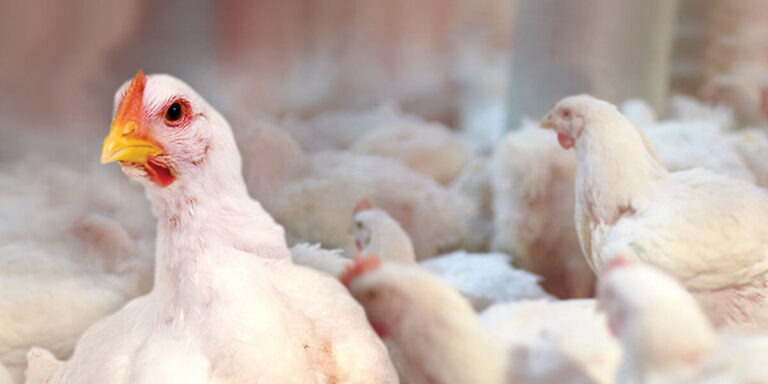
[561,109,572,119]
[355,221,364,230]
[165,102,183,124]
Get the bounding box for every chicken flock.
[2,70,768,384]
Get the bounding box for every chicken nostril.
[121,121,136,136]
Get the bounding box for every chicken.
[490,121,593,299]
[492,100,758,300]
[25,71,396,383]
[341,254,618,384]
[541,94,768,329]
[353,200,550,310]
[349,120,471,185]
[449,156,494,252]
[229,109,476,260]
[598,258,716,383]
[0,134,154,383]
[341,254,509,384]
[481,299,621,384]
[598,258,768,384]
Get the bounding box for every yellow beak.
[100,121,163,164]
[539,114,556,129]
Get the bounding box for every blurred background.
[0,0,767,148]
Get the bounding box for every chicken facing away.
[541,94,768,329]
[352,200,551,310]
[599,259,768,384]
[25,71,396,383]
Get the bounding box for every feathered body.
[542,94,768,329]
[26,73,395,383]
[0,133,154,382]
[481,299,620,384]
[490,122,592,298]
[353,204,550,310]
[350,120,471,184]
[599,261,768,384]
[229,111,475,260]
[346,260,508,384]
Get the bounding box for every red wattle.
[557,133,575,149]
[144,157,175,187]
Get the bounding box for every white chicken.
[481,299,621,384]
[449,156,495,252]
[340,253,509,384]
[598,258,768,384]
[349,120,472,185]
[25,71,396,383]
[492,100,760,300]
[352,199,551,310]
[541,94,768,329]
[490,122,593,299]
[231,110,476,260]
[341,253,619,384]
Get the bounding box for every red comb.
[114,70,147,125]
[353,198,374,215]
[603,255,630,274]
[340,253,381,287]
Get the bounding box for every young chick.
[25,71,396,383]
[342,254,508,384]
[541,94,768,329]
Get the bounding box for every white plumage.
[0,134,154,382]
[25,73,396,383]
[350,120,471,185]
[345,258,509,384]
[542,94,768,330]
[231,111,476,260]
[353,203,551,310]
[490,121,593,299]
[599,260,768,384]
[481,299,621,384]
